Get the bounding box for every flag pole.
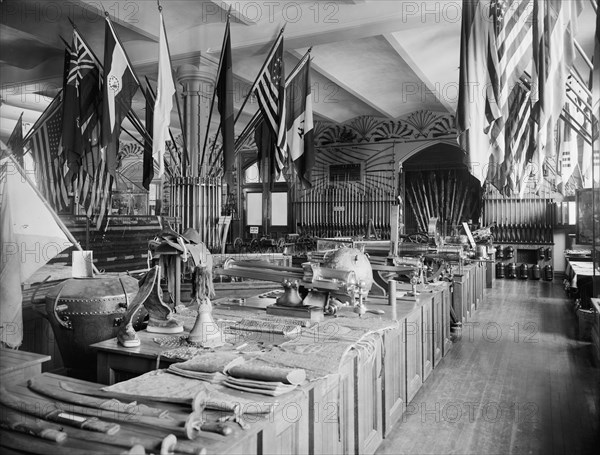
[232,47,312,155]
[200,10,231,171]
[155,0,189,177]
[6,154,101,275]
[145,76,181,176]
[233,25,286,126]
[65,20,152,149]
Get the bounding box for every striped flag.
[254,34,286,180]
[62,29,101,182]
[76,133,114,231]
[489,0,534,191]
[27,95,70,211]
[504,77,533,196]
[530,0,583,190]
[285,56,314,189]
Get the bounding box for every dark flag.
[7,112,24,166]
[143,87,154,190]
[255,34,286,180]
[62,29,101,182]
[254,116,276,185]
[285,57,314,189]
[217,17,234,185]
[102,16,139,177]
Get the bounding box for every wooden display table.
[0,348,50,386]
[2,372,309,455]
[89,282,454,455]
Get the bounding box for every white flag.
[153,12,176,178]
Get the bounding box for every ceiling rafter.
[383,34,454,113]
[209,0,258,25]
[287,49,393,119]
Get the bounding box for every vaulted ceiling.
[0,0,597,150]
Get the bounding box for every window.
[329,163,361,182]
[271,192,288,226]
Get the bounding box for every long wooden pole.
[6,155,101,275]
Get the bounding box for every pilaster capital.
[176,64,215,97]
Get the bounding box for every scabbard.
[0,387,119,435]
[0,428,107,455]
[0,405,205,455]
[26,381,208,440]
[28,378,170,419]
[0,410,67,443]
[59,381,192,406]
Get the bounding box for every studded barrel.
[45,275,143,379]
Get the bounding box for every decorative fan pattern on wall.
[314,111,455,146]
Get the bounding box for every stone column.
[176,64,215,177]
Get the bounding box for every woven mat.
[167,304,398,381]
[103,369,276,413]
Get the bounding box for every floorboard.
[376,279,600,455]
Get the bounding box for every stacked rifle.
[483,198,554,244]
[406,170,470,236]
[295,176,395,239]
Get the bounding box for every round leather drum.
[45,275,142,379]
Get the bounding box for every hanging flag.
[255,34,286,180]
[6,113,24,165]
[504,78,533,196]
[559,104,578,190]
[489,0,534,191]
[152,11,175,181]
[27,94,70,211]
[0,155,72,348]
[143,85,155,190]
[216,17,235,185]
[585,9,600,187]
[457,0,502,184]
[285,56,314,189]
[254,116,275,182]
[62,29,102,182]
[102,16,139,177]
[76,134,114,231]
[530,0,583,190]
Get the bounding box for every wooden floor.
[377,279,600,455]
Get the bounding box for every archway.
[402,142,482,236]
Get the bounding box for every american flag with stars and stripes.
[75,131,114,231]
[27,95,70,211]
[488,0,534,193]
[254,34,287,179]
